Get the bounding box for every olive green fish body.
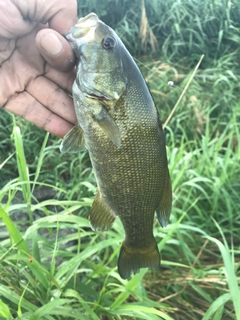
[61,13,172,279]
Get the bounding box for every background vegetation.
[0,0,239,319]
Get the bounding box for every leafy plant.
[0,0,240,319]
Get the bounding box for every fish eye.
[102,37,116,49]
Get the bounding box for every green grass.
[77,0,240,61]
[1,0,240,318]
[0,74,239,318]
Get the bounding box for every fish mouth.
[86,90,120,101]
[76,13,100,27]
[87,93,107,101]
[65,13,99,41]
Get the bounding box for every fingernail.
[40,32,62,55]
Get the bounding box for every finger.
[0,0,36,38]
[3,91,74,138]
[0,0,78,39]
[44,64,76,94]
[36,29,75,72]
[26,75,77,125]
[19,0,78,34]
[47,0,78,34]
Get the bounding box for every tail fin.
[118,240,160,279]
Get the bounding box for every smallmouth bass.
[61,13,172,279]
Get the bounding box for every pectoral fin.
[93,107,121,148]
[60,125,86,153]
[156,170,172,227]
[89,189,116,231]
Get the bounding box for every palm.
[0,0,77,137]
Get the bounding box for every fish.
[60,13,172,279]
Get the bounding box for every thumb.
[36,28,75,72]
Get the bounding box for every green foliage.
[77,0,240,61]
[1,89,239,318]
[0,0,240,319]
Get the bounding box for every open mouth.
[87,93,107,101]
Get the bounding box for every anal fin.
[89,189,116,231]
[156,169,172,227]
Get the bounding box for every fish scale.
[61,12,172,279]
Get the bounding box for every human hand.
[0,0,78,137]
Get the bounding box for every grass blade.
[12,116,31,205]
[163,54,204,128]
[0,206,51,289]
[0,299,12,319]
[202,293,231,320]
[110,269,147,309]
[206,221,240,320]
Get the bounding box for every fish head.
[66,13,127,102]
